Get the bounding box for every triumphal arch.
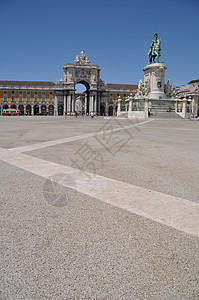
[56,50,107,115]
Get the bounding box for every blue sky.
[0,0,198,92]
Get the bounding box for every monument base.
[143,63,167,100]
[149,99,176,112]
[128,110,148,119]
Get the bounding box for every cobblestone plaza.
[0,116,199,299]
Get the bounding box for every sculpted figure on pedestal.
[136,79,150,98]
[57,77,64,85]
[136,79,143,97]
[75,55,80,63]
[164,80,172,97]
[86,56,90,63]
[148,33,161,64]
[138,79,142,91]
[171,85,178,98]
[80,50,86,60]
[143,80,150,96]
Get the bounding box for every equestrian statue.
[148,33,161,64]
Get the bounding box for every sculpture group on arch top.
[75,50,91,65]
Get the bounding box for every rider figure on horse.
[148,33,161,64]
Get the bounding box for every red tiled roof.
[107,83,137,90]
[0,80,56,87]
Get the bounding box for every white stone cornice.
[0,86,56,91]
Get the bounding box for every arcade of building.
[0,50,137,116]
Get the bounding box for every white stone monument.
[128,33,179,119]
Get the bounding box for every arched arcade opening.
[18,104,24,115]
[108,105,113,116]
[58,105,63,115]
[41,105,46,115]
[34,104,39,115]
[26,104,31,115]
[3,104,9,110]
[75,81,90,115]
[48,105,54,115]
[100,104,105,116]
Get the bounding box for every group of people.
[65,111,98,118]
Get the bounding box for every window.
[3,91,7,102]
[19,91,23,102]
[34,91,38,103]
[110,93,113,103]
[58,96,63,103]
[27,91,31,103]
[11,91,15,102]
[42,91,46,103]
[50,92,53,103]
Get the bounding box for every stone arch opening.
[100,103,106,116]
[11,104,16,109]
[3,104,9,109]
[26,104,31,115]
[76,80,90,92]
[41,104,46,115]
[48,105,54,115]
[58,105,63,115]
[108,105,113,116]
[18,104,24,115]
[75,80,90,115]
[34,104,39,115]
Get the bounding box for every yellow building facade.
[0,81,55,115]
[104,84,137,116]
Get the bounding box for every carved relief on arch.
[75,69,91,82]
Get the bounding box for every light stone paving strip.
[9,119,153,153]
[1,147,199,238]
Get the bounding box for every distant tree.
[188,79,199,84]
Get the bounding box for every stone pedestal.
[84,94,87,114]
[191,95,199,118]
[89,94,93,113]
[182,97,187,118]
[64,94,67,115]
[117,98,121,116]
[54,95,58,115]
[67,94,71,114]
[143,63,167,100]
[128,94,133,112]
[144,97,149,117]
[93,92,97,112]
[71,93,75,113]
[175,101,178,113]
